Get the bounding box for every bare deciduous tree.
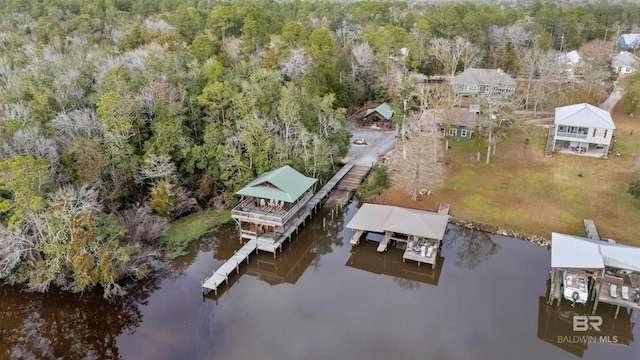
[279,48,310,81]
[579,40,615,72]
[137,153,178,184]
[336,20,362,47]
[49,108,102,145]
[476,87,524,164]
[0,224,33,280]
[116,204,169,245]
[351,42,375,82]
[387,112,445,201]
[6,127,59,174]
[430,36,482,77]
[138,82,182,110]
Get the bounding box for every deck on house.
[202,240,257,295]
[583,219,600,240]
[245,208,312,254]
[203,164,355,294]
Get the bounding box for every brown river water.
[1,201,638,359]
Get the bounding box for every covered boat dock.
[346,203,449,269]
[549,232,640,321]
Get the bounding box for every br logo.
[573,315,602,331]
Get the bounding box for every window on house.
[449,128,457,137]
[460,129,468,137]
[594,129,605,138]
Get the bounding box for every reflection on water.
[0,277,160,359]
[537,291,635,358]
[1,201,639,360]
[346,239,444,288]
[444,225,500,269]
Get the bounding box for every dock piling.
[203,164,357,294]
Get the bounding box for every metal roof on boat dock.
[346,203,449,240]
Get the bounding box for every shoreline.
[448,217,551,247]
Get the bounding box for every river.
[1,201,638,359]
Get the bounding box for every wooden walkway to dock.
[325,165,370,208]
[306,164,353,210]
[545,125,555,157]
[202,240,257,295]
[438,203,450,215]
[202,164,355,295]
[335,165,370,191]
[583,219,600,240]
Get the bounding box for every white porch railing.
[556,132,588,139]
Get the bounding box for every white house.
[612,51,639,75]
[557,50,582,78]
[552,103,615,158]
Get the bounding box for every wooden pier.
[335,165,371,192]
[202,240,257,295]
[545,125,555,157]
[202,164,356,294]
[325,165,370,208]
[583,219,599,240]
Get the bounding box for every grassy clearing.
[379,103,640,246]
[159,209,231,259]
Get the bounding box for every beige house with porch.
[551,103,616,158]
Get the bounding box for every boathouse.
[548,232,640,319]
[346,203,449,268]
[231,165,317,241]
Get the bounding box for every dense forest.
[1,0,639,298]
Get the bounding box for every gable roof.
[346,203,449,240]
[558,50,582,66]
[554,103,615,129]
[450,108,478,127]
[364,102,394,120]
[450,68,515,87]
[551,232,640,271]
[612,51,639,68]
[235,165,317,203]
[618,33,640,49]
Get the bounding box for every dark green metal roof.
[364,103,394,120]
[235,165,317,202]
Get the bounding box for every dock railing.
[232,191,313,226]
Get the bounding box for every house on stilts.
[231,165,317,246]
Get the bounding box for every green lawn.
[159,209,231,259]
[380,104,640,246]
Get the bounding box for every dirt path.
[599,82,623,112]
